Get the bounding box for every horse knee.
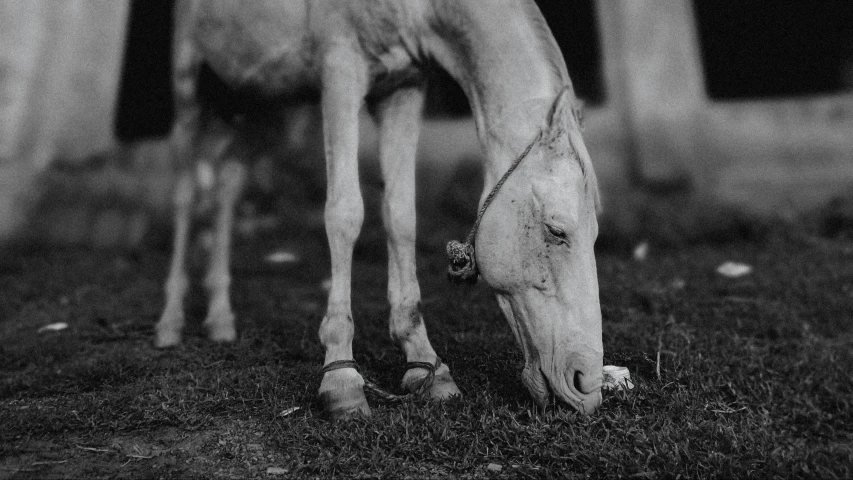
[217,161,247,200]
[325,197,364,244]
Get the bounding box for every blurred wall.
[2,0,853,246]
[590,0,853,216]
[0,0,129,241]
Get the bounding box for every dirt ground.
[1,188,852,478]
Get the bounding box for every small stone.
[279,407,301,417]
[265,250,298,264]
[633,241,649,261]
[716,261,753,278]
[669,277,686,290]
[486,463,502,472]
[37,322,68,333]
[602,365,634,391]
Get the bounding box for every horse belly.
[192,0,315,96]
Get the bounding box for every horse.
[156,0,604,418]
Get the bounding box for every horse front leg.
[371,86,461,400]
[203,158,246,342]
[317,45,370,419]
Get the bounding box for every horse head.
[472,89,603,413]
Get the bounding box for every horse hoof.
[428,371,462,400]
[206,324,237,343]
[154,329,182,348]
[320,385,371,420]
[204,311,237,342]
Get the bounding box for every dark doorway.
[695,0,853,99]
[114,0,175,141]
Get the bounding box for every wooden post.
[595,0,706,190]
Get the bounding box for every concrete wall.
[0,0,129,240]
[589,0,853,218]
[703,94,853,214]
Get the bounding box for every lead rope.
[446,129,543,284]
[320,358,442,403]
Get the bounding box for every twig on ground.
[76,445,112,453]
[656,334,663,381]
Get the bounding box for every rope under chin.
[446,129,543,284]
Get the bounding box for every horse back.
[178,0,433,98]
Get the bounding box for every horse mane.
[429,0,601,213]
[523,1,602,214]
[519,0,572,91]
[518,1,600,213]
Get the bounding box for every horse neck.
[425,0,568,182]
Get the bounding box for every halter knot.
[446,240,478,284]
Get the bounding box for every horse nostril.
[573,370,584,392]
[572,369,602,395]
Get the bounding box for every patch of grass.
[2,218,853,478]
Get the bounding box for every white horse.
[156,0,604,418]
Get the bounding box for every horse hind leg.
[203,157,246,342]
[370,85,461,400]
[155,19,203,348]
[155,170,195,348]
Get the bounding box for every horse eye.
[544,224,570,246]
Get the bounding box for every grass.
[1,198,853,479]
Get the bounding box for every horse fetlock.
[203,273,230,293]
[319,311,354,347]
[165,273,189,299]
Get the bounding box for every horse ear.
[544,88,573,144]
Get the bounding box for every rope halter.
[320,358,443,403]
